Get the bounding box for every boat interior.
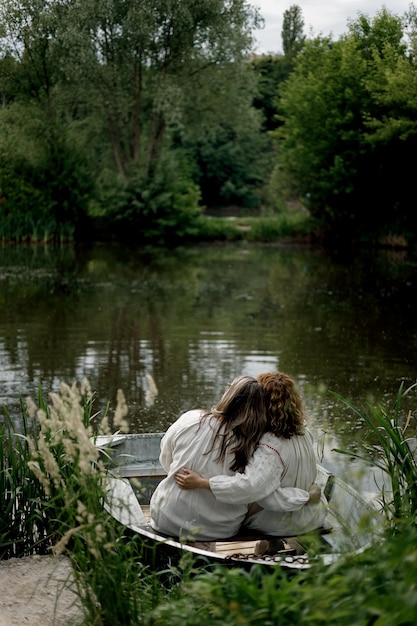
[98,433,383,565]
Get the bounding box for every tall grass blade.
[330,382,417,528]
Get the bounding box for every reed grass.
[0,400,51,558]
[0,383,98,559]
[1,379,174,624]
[331,381,417,529]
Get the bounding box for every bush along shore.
[1,379,417,625]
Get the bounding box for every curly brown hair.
[257,372,305,438]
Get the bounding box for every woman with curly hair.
[175,371,327,538]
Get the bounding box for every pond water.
[1,242,416,493]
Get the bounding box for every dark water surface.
[1,242,416,491]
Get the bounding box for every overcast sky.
[252,1,412,54]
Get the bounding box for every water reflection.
[1,242,416,492]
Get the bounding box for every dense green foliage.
[251,54,293,132]
[275,7,417,245]
[0,0,271,244]
[1,3,417,247]
[154,530,417,625]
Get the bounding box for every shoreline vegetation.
[0,211,315,247]
[0,211,411,253]
[1,380,417,624]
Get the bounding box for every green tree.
[352,9,417,242]
[178,60,272,210]
[250,7,305,138]
[58,0,261,178]
[0,0,94,241]
[282,4,305,56]
[0,0,264,243]
[275,36,368,233]
[275,8,417,244]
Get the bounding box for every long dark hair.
[257,371,305,438]
[202,375,267,472]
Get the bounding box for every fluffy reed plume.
[22,377,132,559]
[26,379,100,495]
[113,388,129,433]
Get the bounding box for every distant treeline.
[0,2,416,248]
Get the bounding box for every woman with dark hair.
[150,375,268,541]
[175,371,327,538]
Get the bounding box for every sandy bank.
[0,556,83,626]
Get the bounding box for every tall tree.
[55,0,261,180]
[281,5,305,56]
[0,0,263,242]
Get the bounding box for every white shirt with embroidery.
[209,429,327,536]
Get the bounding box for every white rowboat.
[97,433,383,571]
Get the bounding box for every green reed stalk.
[331,381,417,528]
[0,398,52,558]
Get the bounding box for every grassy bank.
[1,380,416,624]
[190,213,313,244]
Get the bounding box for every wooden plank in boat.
[116,464,166,478]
